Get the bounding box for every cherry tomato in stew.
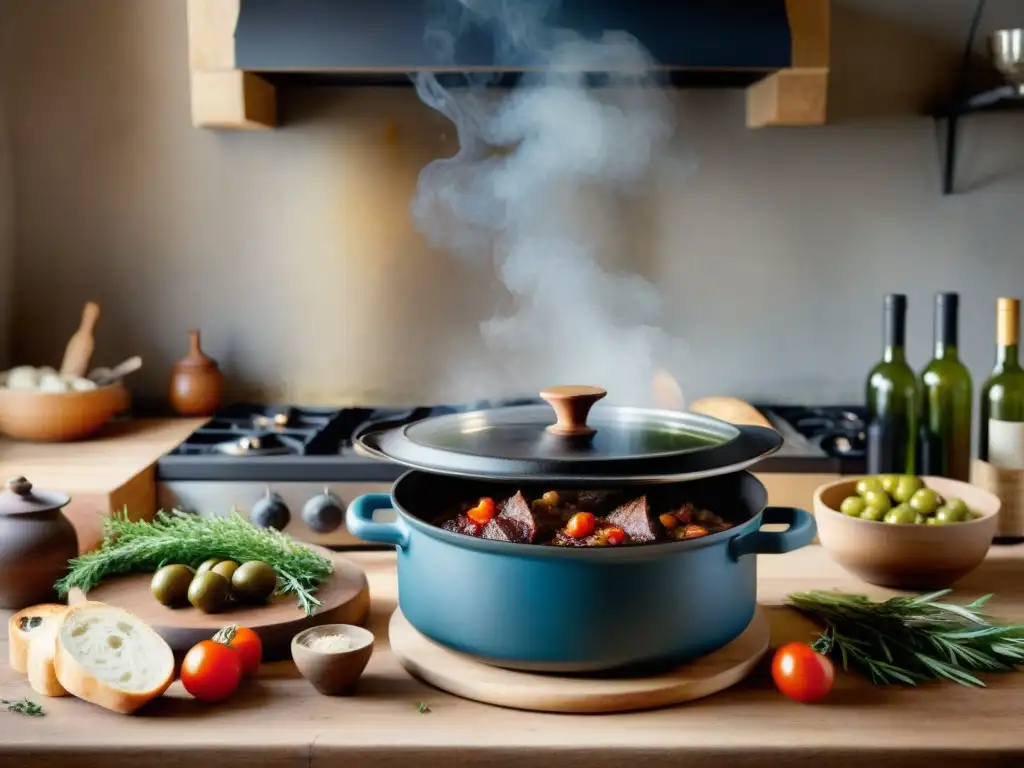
[604,526,626,545]
[215,625,262,676]
[771,642,835,703]
[467,497,496,525]
[181,638,244,702]
[566,512,596,539]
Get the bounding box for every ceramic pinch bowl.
[291,624,375,696]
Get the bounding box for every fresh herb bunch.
[787,589,1024,687]
[56,509,334,616]
[1,698,44,717]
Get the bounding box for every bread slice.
[54,602,174,714]
[27,619,68,697]
[8,604,67,675]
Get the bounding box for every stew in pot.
[436,490,732,547]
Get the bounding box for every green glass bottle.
[865,294,918,474]
[979,298,1024,463]
[919,292,972,481]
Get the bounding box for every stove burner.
[214,434,302,457]
[766,405,868,459]
[252,412,291,430]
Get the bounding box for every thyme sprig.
[786,589,1024,686]
[56,509,334,616]
[1,698,44,717]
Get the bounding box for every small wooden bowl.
[291,624,374,696]
[814,476,1000,589]
[0,383,128,442]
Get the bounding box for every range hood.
[186,0,829,130]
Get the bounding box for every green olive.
[211,560,240,581]
[909,488,941,516]
[231,561,278,603]
[914,513,927,525]
[855,477,885,497]
[884,504,917,525]
[926,516,942,525]
[188,571,231,613]
[945,497,971,518]
[862,489,892,514]
[196,558,221,575]
[150,564,194,607]
[935,505,966,524]
[880,474,900,495]
[892,475,924,504]
[860,506,887,522]
[840,495,867,517]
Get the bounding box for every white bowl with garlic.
[0,364,131,442]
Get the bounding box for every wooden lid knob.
[539,385,607,438]
[5,476,32,496]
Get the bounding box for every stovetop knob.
[302,488,345,534]
[251,487,291,531]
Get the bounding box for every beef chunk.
[441,515,482,537]
[480,491,538,544]
[605,496,658,543]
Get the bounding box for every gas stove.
[155,398,543,548]
[156,399,866,549]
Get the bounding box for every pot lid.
[355,385,783,483]
[0,476,71,516]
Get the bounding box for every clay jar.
[169,329,224,417]
[0,476,79,610]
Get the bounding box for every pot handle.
[728,506,817,561]
[345,493,409,549]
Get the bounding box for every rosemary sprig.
[786,589,1024,687]
[55,509,334,616]
[1,698,44,717]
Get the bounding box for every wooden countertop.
[0,418,204,493]
[2,544,1024,767]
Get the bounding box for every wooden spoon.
[59,302,101,378]
[89,356,143,387]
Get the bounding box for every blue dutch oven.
[346,386,817,673]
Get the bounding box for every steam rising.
[412,0,686,406]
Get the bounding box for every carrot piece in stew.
[658,513,678,530]
[565,512,596,539]
[466,497,496,525]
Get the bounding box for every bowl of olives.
[813,475,1000,589]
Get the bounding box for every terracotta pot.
[0,476,79,609]
[169,330,223,417]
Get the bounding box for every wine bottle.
[865,294,918,474]
[919,292,972,481]
[979,298,1024,462]
[979,298,1024,542]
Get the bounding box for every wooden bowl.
[291,624,374,696]
[814,476,1000,589]
[0,383,128,442]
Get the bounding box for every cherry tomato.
[566,512,596,539]
[604,526,626,545]
[181,639,243,702]
[467,497,496,525]
[220,625,262,676]
[771,642,835,703]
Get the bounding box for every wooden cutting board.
[69,547,369,660]
[389,607,770,713]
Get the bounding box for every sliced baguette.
[8,604,67,675]
[54,601,174,715]
[27,620,68,697]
